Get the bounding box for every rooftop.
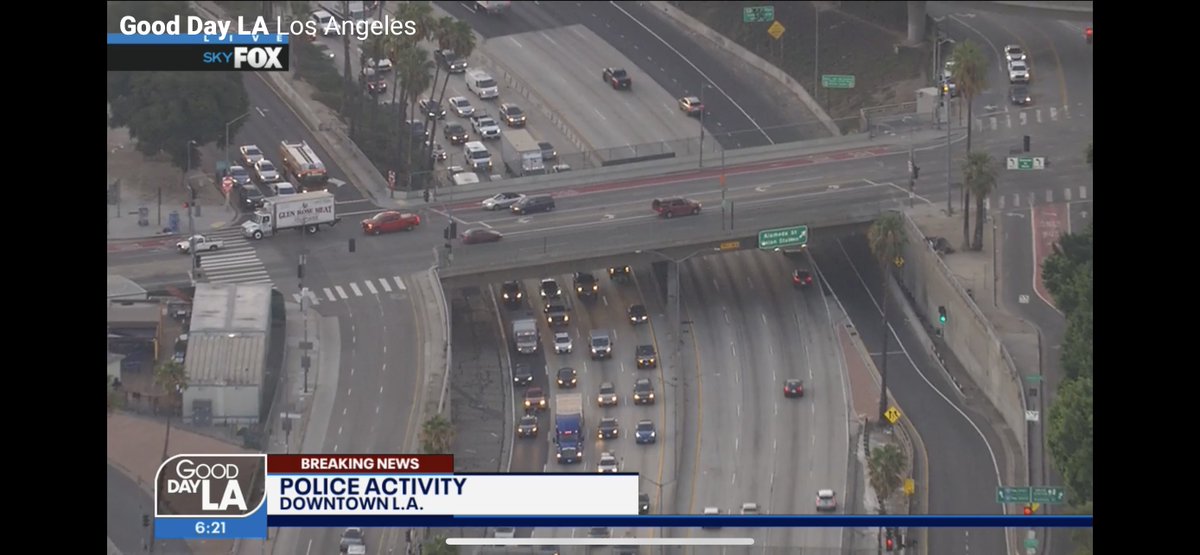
[185,283,272,386]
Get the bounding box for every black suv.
[238,184,265,210]
[627,304,648,325]
[540,279,562,299]
[573,272,599,299]
[633,378,655,405]
[435,48,467,72]
[443,122,468,145]
[512,362,533,386]
[500,281,523,307]
[511,195,555,215]
[500,103,526,127]
[636,345,657,369]
[609,265,632,282]
[635,419,657,444]
[598,416,619,439]
[517,414,539,438]
[418,98,446,119]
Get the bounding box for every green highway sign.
[1006,156,1046,170]
[743,6,775,23]
[822,74,856,89]
[1025,538,1038,550]
[996,486,1031,503]
[1032,486,1066,504]
[758,225,809,250]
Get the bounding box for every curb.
[107,206,245,242]
[646,1,841,138]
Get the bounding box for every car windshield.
[232,167,249,177]
[447,123,463,132]
[638,422,652,431]
[370,212,392,222]
[453,98,468,107]
[526,388,542,397]
[506,106,523,115]
[260,162,275,172]
[592,338,608,347]
[468,150,489,160]
[243,147,261,157]
[612,69,627,77]
[242,187,262,198]
[479,78,497,87]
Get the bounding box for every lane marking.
[364,280,378,295]
[335,286,348,299]
[350,282,363,296]
[379,278,392,292]
[324,288,336,301]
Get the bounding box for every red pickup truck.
[652,198,702,218]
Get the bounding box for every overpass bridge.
[904,1,1093,44]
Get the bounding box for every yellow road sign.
[904,478,915,495]
[1031,502,1040,513]
[894,256,904,268]
[720,241,741,251]
[767,20,785,40]
[884,406,902,424]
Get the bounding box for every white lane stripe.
[1079,186,1088,199]
[292,293,303,304]
[209,274,270,283]
[335,286,348,299]
[379,278,392,292]
[350,282,363,296]
[240,278,274,284]
[1063,187,1072,201]
[200,253,260,263]
[365,280,378,295]
[324,288,336,301]
[393,276,406,290]
[202,259,263,270]
[306,290,321,305]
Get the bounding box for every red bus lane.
[1031,203,1068,309]
[443,145,896,211]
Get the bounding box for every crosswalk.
[973,105,1082,133]
[195,227,274,286]
[292,275,409,306]
[989,184,1091,211]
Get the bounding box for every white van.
[466,69,499,99]
[452,172,481,187]
[463,141,492,172]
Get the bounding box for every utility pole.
[185,140,199,280]
[225,112,251,170]
[946,88,953,215]
[698,82,707,168]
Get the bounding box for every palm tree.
[868,444,906,511]
[949,40,987,248]
[964,151,997,251]
[154,359,189,501]
[341,0,354,127]
[419,17,454,165]
[391,46,433,188]
[866,212,908,422]
[421,414,455,454]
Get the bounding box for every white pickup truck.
[470,113,501,140]
[176,235,224,254]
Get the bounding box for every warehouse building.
[183,283,271,425]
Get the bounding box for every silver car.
[554,332,573,354]
[481,192,524,211]
[1004,44,1026,63]
[449,96,474,117]
[597,452,619,473]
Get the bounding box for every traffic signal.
[938,306,947,325]
[1023,135,1031,153]
[348,238,356,253]
[885,528,896,551]
[1023,504,1034,515]
[448,221,458,238]
[912,165,919,179]
[143,514,151,527]
[1085,27,1092,44]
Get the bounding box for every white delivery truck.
[512,318,540,354]
[500,129,546,177]
[242,190,339,240]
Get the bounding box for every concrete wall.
[184,384,261,424]
[895,213,1027,454]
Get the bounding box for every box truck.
[500,129,546,177]
[241,190,339,240]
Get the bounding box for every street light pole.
[185,140,199,279]
[698,82,707,168]
[225,112,252,169]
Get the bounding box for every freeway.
[681,248,850,552]
[813,233,1012,555]
[435,0,825,148]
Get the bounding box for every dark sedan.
[627,304,648,325]
[513,362,533,386]
[556,367,578,389]
[462,228,503,244]
[792,269,814,289]
[1009,85,1031,106]
[784,379,805,398]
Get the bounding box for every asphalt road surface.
[681,248,850,553]
[813,233,1009,555]
[435,0,823,148]
[108,464,193,555]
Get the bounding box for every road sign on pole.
[1006,157,1046,170]
[996,486,1032,503]
[767,20,785,40]
[743,6,775,23]
[822,75,856,89]
[1031,486,1066,504]
[903,478,915,496]
[757,225,809,250]
[883,406,902,424]
[1025,410,1040,422]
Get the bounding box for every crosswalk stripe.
[292,293,303,304]
[1064,187,1072,201]
[1063,105,1070,118]
[1019,112,1026,126]
[975,118,983,132]
[1045,189,1053,202]
[202,258,261,269]
[241,278,274,284]
[365,280,378,295]
[324,288,336,301]
[990,117,997,131]
[1049,107,1058,121]
[206,269,271,280]
[335,286,348,299]
[350,282,363,296]
[1006,114,1012,128]
[1079,186,1087,200]
[307,290,321,305]
[1013,195,1021,207]
[1036,109,1043,124]
[379,278,393,292]
[393,276,407,290]
[984,198,990,212]
[998,196,1006,209]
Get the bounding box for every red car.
[784,379,804,398]
[462,228,503,244]
[362,211,420,235]
[792,269,814,288]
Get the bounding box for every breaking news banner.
[154,454,639,541]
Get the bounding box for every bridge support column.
[908,1,927,45]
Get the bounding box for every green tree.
[421,414,455,454]
[107,72,249,168]
[1046,376,1093,504]
[1060,294,1092,380]
[422,534,456,555]
[1042,223,1093,314]
[868,444,905,510]
[866,212,907,421]
[949,40,987,248]
[963,151,997,251]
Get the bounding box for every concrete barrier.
[896,213,1028,457]
[647,1,841,138]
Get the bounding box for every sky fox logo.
[203,46,284,70]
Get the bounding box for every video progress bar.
[447,538,754,546]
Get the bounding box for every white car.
[1008,60,1029,83]
[366,57,393,73]
[597,452,619,473]
[554,332,573,354]
[816,489,838,512]
[448,96,474,117]
[254,159,280,183]
[176,235,223,253]
[1004,44,1026,63]
[238,144,263,167]
[470,114,501,140]
[481,192,524,210]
